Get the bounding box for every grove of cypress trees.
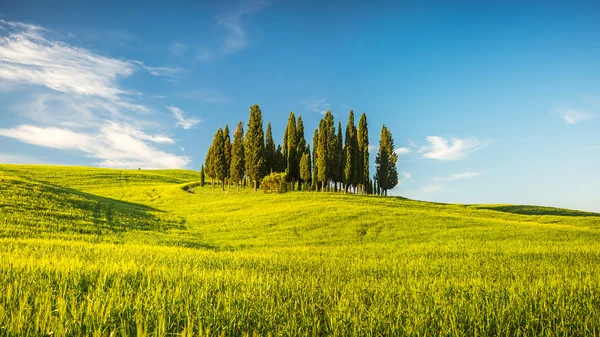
[245,104,265,191]
[230,121,246,189]
[265,122,276,174]
[357,113,369,194]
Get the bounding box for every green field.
[1,164,600,336]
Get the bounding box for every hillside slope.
[1,164,600,336]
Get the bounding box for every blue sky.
[0,1,599,211]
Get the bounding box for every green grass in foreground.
[1,164,600,336]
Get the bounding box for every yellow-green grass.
[1,164,599,336]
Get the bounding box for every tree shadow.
[476,205,600,217]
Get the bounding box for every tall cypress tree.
[300,152,311,191]
[317,118,328,192]
[344,110,358,193]
[357,113,369,194]
[275,144,285,173]
[205,144,215,188]
[245,104,265,191]
[223,124,232,187]
[336,121,343,192]
[213,128,227,191]
[312,128,319,191]
[376,125,399,196]
[230,121,246,189]
[296,116,306,188]
[265,122,276,174]
[285,112,298,187]
[200,164,205,187]
[325,111,336,191]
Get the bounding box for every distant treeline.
[202,104,399,195]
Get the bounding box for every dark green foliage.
[204,145,214,182]
[265,122,276,175]
[312,129,319,191]
[300,150,311,190]
[212,128,227,191]
[245,104,265,191]
[296,116,306,185]
[200,165,205,187]
[358,113,369,193]
[285,112,298,185]
[317,119,328,191]
[275,145,285,173]
[344,111,359,192]
[261,172,288,194]
[375,125,398,195]
[336,121,344,190]
[223,125,232,182]
[230,121,246,188]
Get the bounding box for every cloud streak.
[0,123,188,169]
[168,106,200,129]
[419,136,489,161]
[434,172,481,181]
[559,107,594,124]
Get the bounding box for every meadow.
[1,164,600,336]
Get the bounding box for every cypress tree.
[312,128,319,191]
[205,144,215,188]
[376,125,399,196]
[223,125,232,187]
[275,144,285,173]
[230,121,246,189]
[245,104,265,191]
[265,122,276,174]
[357,113,369,194]
[317,119,328,192]
[213,128,227,191]
[336,121,343,192]
[285,112,298,188]
[300,152,311,191]
[344,110,359,193]
[325,111,336,191]
[200,164,205,187]
[296,116,306,188]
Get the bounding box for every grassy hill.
[1,164,599,336]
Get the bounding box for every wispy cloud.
[419,136,489,161]
[434,172,481,182]
[394,147,412,155]
[0,123,188,169]
[0,20,190,169]
[303,97,330,114]
[559,107,594,124]
[219,1,268,54]
[167,106,200,129]
[133,61,182,78]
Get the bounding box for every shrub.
[261,172,288,194]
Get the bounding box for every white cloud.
[394,147,411,155]
[434,172,481,181]
[218,1,268,54]
[303,97,330,114]
[559,107,594,124]
[422,184,444,193]
[133,61,182,78]
[420,136,489,161]
[0,124,188,169]
[167,106,200,130]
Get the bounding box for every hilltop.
[1,164,600,336]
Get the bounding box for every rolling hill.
[1,164,599,336]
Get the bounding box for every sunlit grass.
[1,164,599,336]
